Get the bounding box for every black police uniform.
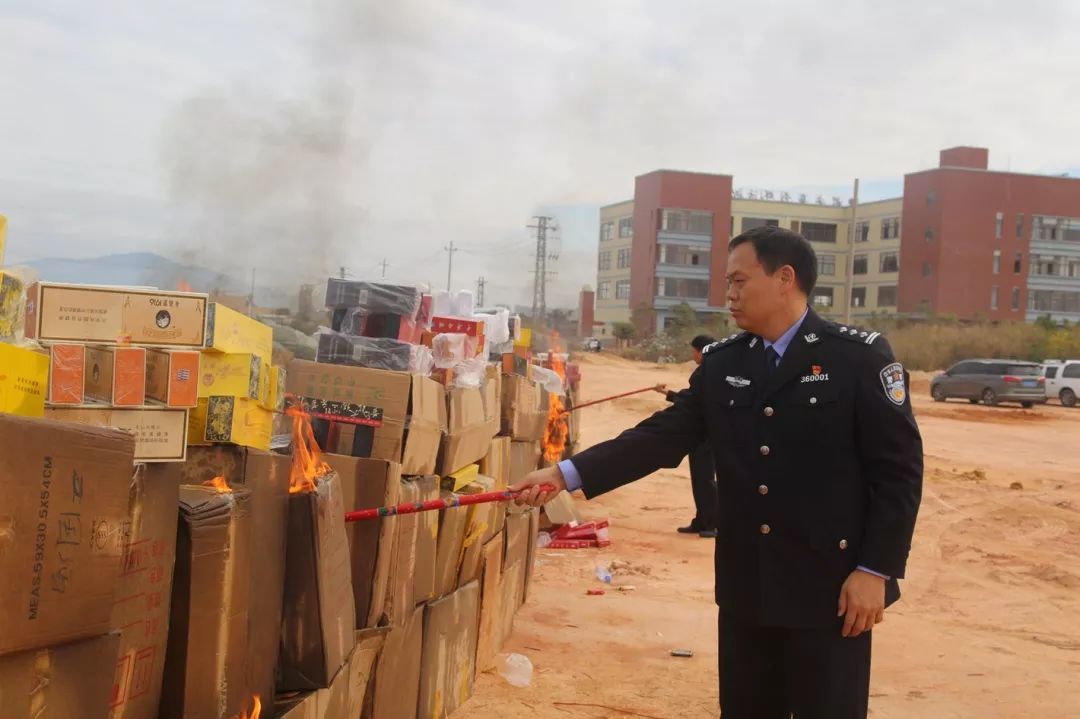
[568,308,923,718]
[664,387,719,532]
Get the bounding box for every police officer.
[511,225,923,718]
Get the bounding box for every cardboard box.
[368,605,423,719]
[387,478,420,628]
[431,316,484,338]
[328,455,399,629]
[25,283,208,347]
[85,346,147,406]
[0,633,121,719]
[203,302,273,361]
[496,561,523,650]
[47,407,188,462]
[504,510,531,580]
[411,476,440,605]
[107,464,183,719]
[276,629,386,719]
[48,343,86,405]
[433,491,470,598]
[475,533,505,672]
[439,386,498,475]
[457,476,497,587]
[349,628,388,717]
[0,415,135,655]
[0,340,48,416]
[0,269,23,341]
[279,472,356,690]
[418,581,481,718]
[287,360,445,475]
[197,351,263,401]
[159,484,253,719]
[188,396,272,451]
[524,508,540,602]
[269,364,287,412]
[480,437,511,540]
[501,374,547,441]
[144,349,200,408]
[508,440,541,486]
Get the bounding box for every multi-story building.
[591,146,1080,337]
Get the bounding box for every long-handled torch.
[344,484,558,522]
[558,385,659,415]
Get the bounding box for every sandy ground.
[459,353,1080,718]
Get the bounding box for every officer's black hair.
[690,334,715,351]
[728,225,818,295]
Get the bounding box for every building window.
[598,251,611,271]
[1014,253,1022,274]
[1033,215,1080,243]
[927,191,935,205]
[851,287,866,308]
[925,228,934,242]
[1012,287,1020,310]
[855,221,869,243]
[922,262,932,277]
[741,217,779,233]
[881,217,900,239]
[879,252,899,273]
[818,255,836,276]
[877,285,897,307]
[597,281,611,300]
[1029,289,1080,313]
[660,209,713,235]
[617,248,631,269]
[1031,255,1080,277]
[600,222,613,241]
[616,280,631,299]
[1016,214,1024,239]
[811,287,834,307]
[992,250,1001,274]
[990,286,998,310]
[618,217,633,238]
[853,254,868,275]
[791,220,800,233]
[802,222,838,243]
[658,244,711,267]
[656,277,709,299]
[995,212,1004,239]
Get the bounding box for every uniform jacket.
[570,308,923,628]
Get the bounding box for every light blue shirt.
[764,307,809,364]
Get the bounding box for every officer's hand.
[652,383,668,394]
[509,466,567,508]
[837,570,886,638]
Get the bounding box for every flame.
[288,406,331,494]
[542,332,569,463]
[176,279,195,292]
[202,476,232,493]
[240,694,261,719]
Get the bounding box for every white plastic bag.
[496,653,533,688]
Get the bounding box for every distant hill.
[23,252,295,308]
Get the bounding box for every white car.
[1043,360,1080,407]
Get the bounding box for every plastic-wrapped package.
[416,293,434,328]
[333,309,419,342]
[452,290,475,318]
[473,309,510,346]
[432,333,468,369]
[509,315,523,342]
[432,290,454,317]
[450,355,488,389]
[531,365,566,396]
[409,344,435,375]
[487,340,514,358]
[316,330,411,371]
[324,279,421,316]
[0,265,37,343]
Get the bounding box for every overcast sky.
[3,0,1080,308]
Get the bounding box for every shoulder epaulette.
[703,331,750,355]
[822,321,883,347]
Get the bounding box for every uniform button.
[839,539,848,550]
[759,524,771,535]
[759,445,771,456]
[763,406,774,417]
[729,399,735,407]
[758,484,769,495]
[809,397,817,405]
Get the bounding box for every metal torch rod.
[344,484,558,522]
[559,386,657,415]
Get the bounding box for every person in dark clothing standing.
[510,225,923,718]
[652,334,719,538]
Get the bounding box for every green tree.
[612,322,636,346]
[669,302,697,333]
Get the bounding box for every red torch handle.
[344,484,559,522]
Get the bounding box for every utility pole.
[528,216,556,323]
[476,276,486,306]
[248,267,256,317]
[844,178,860,325]
[444,241,458,291]
[379,259,389,278]
[339,266,347,279]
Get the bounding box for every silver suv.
[930,359,1046,408]
[1043,360,1080,407]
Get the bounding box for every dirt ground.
[459,352,1080,718]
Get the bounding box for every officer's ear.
[777,264,797,290]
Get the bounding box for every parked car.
[930,359,1046,408]
[1042,359,1080,407]
[583,337,602,352]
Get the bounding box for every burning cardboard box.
[159,481,253,719]
[0,414,135,655]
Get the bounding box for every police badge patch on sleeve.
[880,362,907,406]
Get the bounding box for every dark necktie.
[764,346,779,376]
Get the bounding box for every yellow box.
[0,342,48,417]
[204,303,273,362]
[0,271,24,342]
[514,327,532,349]
[198,352,265,401]
[189,396,272,451]
[265,365,287,412]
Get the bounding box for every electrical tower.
[476,276,486,306]
[527,216,557,323]
[379,259,390,278]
